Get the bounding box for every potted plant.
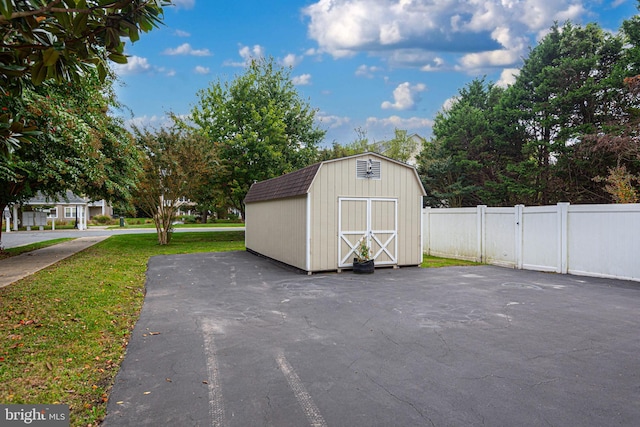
[353,237,374,274]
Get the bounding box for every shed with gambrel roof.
[244,152,426,273]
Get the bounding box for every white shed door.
[338,198,398,268]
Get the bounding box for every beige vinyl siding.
[244,153,425,272]
[245,196,307,270]
[308,154,424,271]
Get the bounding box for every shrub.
[180,215,197,224]
[92,215,112,225]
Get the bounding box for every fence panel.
[521,205,561,273]
[484,207,517,267]
[422,203,640,282]
[567,204,640,281]
[425,207,480,261]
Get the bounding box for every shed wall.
[245,196,307,270]
[308,155,423,271]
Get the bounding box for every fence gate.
[338,197,397,268]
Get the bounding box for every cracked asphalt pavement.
[104,251,640,426]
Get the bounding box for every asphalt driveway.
[104,251,640,426]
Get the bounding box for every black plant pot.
[353,259,374,274]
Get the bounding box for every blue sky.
[113,0,639,147]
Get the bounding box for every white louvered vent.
[356,159,381,179]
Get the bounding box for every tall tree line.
[419,14,640,207]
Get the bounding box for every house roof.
[244,152,426,204]
[25,190,87,205]
[244,162,321,203]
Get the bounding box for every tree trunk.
[153,198,175,245]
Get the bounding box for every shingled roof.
[244,162,321,203]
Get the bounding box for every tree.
[380,129,419,163]
[422,19,637,207]
[0,70,140,247]
[419,78,510,207]
[1,0,171,151]
[574,9,640,203]
[505,22,627,204]
[185,57,325,217]
[318,127,371,160]
[132,127,215,245]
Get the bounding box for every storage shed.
[244,153,427,273]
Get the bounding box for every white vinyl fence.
[422,203,640,282]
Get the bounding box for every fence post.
[515,205,524,269]
[558,202,569,274]
[12,205,18,231]
[477,205,486,263]
[421,207,431,255]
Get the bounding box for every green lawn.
[0,231,245,427]
[421,254,481,268]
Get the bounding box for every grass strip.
[0,239,74,260]
[421,254,481,268]
[0,231,245,427]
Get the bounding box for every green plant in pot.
[353,237,374,274]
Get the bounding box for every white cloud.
[305,47,320,56]
[112,55,151,75]
[303,0,590,70]
[381,82,426,111]
[124,115,173,131]
[113,56,177,77]
[292,74,312,85]
[194,65,210,75]
[457,47,521,69]
[364,116,434,142]
[174,29,191,37]
[441,96,458,112]
[355,64,382,78]
[421,57,445,72]
[496,68,520,87]
[282,53,303,67]
[158,67,176,77]
[366,115,434,130]
[317,112,351,129]
[224,44,265,67]
[163,43,212,56]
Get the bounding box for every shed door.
[338,198,397,268]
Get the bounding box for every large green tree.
[1,0,171,153]
[0,71,140,246]
[504,22,627,204]
[421,16,640,207]
[185,57,325,217]
[419,78,510,207]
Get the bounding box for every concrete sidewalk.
[0,236,109,288]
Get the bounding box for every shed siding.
[308,155,423,271]
[245,196,307,270]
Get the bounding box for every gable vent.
[356,159,381,179]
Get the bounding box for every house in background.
[4,191,113,231]
[373,133,426,166]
